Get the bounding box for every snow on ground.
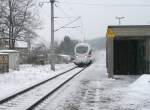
[119,74,150,110]
[0,63,75,100]
[39,50,150,110]
[1,50,150,110]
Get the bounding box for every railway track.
[0,67,86,110]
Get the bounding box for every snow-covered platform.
[40,50,150,110]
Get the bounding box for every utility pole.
[50,0,55,71]
[39,1,81,71]
[39,0,55,71]
[116,16,125,25]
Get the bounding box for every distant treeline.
[56,36,79,56]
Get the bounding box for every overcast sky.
[35,0,150,46]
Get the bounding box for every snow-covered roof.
[0,53,9,55]
[107,25,150,37]
[58,54,71,57]
[0,50,19,53]
[15,41,27,48]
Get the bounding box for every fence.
[0,53,9,73]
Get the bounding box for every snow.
[0,68,83,110]
[0,63,75,101]
[129,74,150,93]
[0,53,9,55]
[15,41,27,48]
[37,50,150,110]
[119,74,150,109]
[0,50,150,110]
[0,50,19,53]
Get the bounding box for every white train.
[74,43,94,66]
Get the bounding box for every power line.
[55,4,78,24]
[55,3,86,41]
[55,4,72,18]
[58,1,150,7]
[55,16,81,32]
[63,26,80,28]
[55,3,85,40]
[54,17,78,19]
[54,4,82,32]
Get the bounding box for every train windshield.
[76,46,88,54]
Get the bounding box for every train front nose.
[75,55,89,64]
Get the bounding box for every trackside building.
[106,25,150,78]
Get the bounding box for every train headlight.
[84,56,87,58]
[76,55,79,58]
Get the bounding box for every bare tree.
[0,0,40,49]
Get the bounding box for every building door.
[136,40,146,74]
[114,39,138,75]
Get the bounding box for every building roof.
[0,53,9,55]
[107,25,150,38]
[15,41,27,48]
[0,50,19,53]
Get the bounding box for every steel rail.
[0,66,77,104]
[26,67,86,110]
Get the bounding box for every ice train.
[74,43,94,66]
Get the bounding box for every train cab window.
[76,46,88,54]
